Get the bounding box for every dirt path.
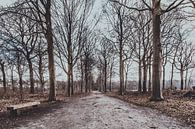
[16,91,192,129]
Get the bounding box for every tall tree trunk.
[170,60,175,90]
[1,62,6,93]
[104,59,107,92]
[67,68,71,96]
[118,10,124,95]
[71,70,74,95]
[67,14,73,96]
[138,61,142,92]
[38,56,44,93]
[119,57,124,95]
[150,0,163,101]
[162,65,166,90]
[124,70,128,92]
[180,69,184,90]
[28,60,34,94]
[148,59,152,92]
[185,69,188,90]
[143,60,147,93]
[80,59,84,93]
[19,75,23,100]
[85,60,88,93]
[67,60,73,96]
[109,63,113,92]
[11,66,15,92]
[46,0,56,101]
[17,64,23,100]
[81,70,84,93]
[109,74,112,92]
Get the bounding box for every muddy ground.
[2,91,192,129]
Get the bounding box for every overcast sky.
[1,0,195,82]
[0,0,14,6]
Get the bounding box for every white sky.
[0,0,14,6]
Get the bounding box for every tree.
[97,38,113,92]
[0,10,38,94]
[174,42,195,90]
[1,0,56,100]
[24,0,56,101]
[53,0,95,96]
[105,0,134,95]
[15,51,26,100]
[130,8,152,93]
[111,0,195,101]
[82,29,96,93]
[34,35,47,93]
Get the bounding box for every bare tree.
[111,0,195,101]
[97,38,114,92]
[22,0,56,101]
[34,35,47,93]
[0,9,39,94]
[53,0,95,96]
[174,42,195,90]
[82,29,96,93]
[105,0,134,95]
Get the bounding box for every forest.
[0,0,195,129]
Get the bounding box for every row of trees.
[0,0,97,100]
[0,0,195,101]
[96,0,195,101]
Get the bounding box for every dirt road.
[16,91,192,129]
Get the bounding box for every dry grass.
[0,88,90,112]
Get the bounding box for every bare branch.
[109,0,151,11]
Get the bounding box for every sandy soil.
[11,91,193,129]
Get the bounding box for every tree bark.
[1,62,6,94]
[180,69,184,90]
[170,60,175,90]
[46,0,56,101]
[85,60,88,93]
[80,58,84,93]
[138,61,142,92]
[104,59,107,92]
[150,0,164,101]
[11,66,15,92]
[185,69,188,90]
[17,63,23,100]
[109,62,113,92]
[148,59,152,92]
[162,65,166,90]
[28,60,34,94]
[38,56,44,93]
[71,70,74,95]
[125,70,128,92]
[143,61,147,93]
[119,59,124,95]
